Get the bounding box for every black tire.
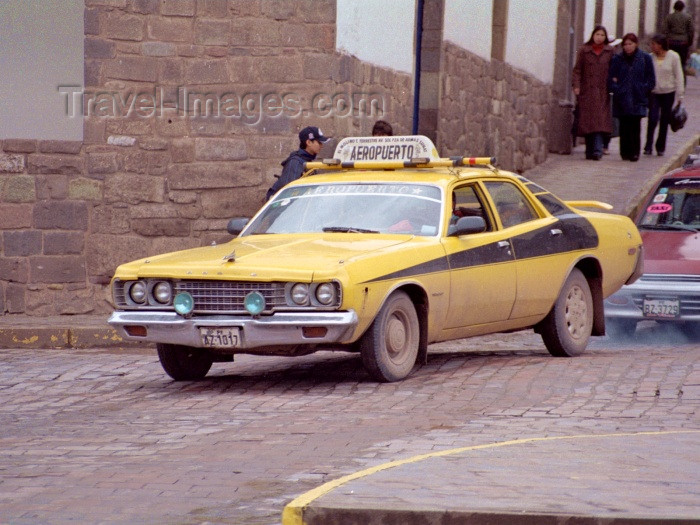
[606,318,637,339]
[157,343,213,381]
[360,291,420,382]
[540,269,593,357]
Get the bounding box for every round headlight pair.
[290,282,336,306]
[127,280,172,305]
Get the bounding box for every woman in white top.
[644,34,685,156]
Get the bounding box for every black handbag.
[670,102,688,132]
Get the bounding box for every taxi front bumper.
[108,310,359,349]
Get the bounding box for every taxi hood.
[115,235,411,280]
[640,229,700,274]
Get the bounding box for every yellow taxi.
[108,135,643,382]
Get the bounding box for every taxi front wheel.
[157,343,213,381]
[360,291,420,382]
[539,268,593,357]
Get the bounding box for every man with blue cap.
[265,126,330,200]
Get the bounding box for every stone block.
[304,53,337,81]
[38,141,83,155]
[194,138,248,161]
[121,151,149,173]
[184,59,229,84]
[85,37,116,59]
[198,0,229,18]
[100,11,144,41]
[87,152,119,174]
[5,282,25,313]
[132,0,159,14]
[132,218,190,237]
[147,152,170,175]
[84,234,153,278]
[201,186,263,218]
[148,16,193,42]
[27,154,83,175]
[0,154,25,173]
[30,256,86,283]
[170,138,195,163]
[2,139,36,153]
[44,232,85,255]
[0,204,32,229]
[168,161,262,190]
[3,231,42,257]
[90,205,131,235]
[158,58,184,83]
[84,60,102,87]
[142,42,176,56]
[160,0,195,16]
[0,257,29,283]
[35,174,69,200]
[195,18,230,45]
[34,201,89,231]
[1,176,36,203]
[69,178,103,201]
[104,56,159,82]
[138,137,169,150]
[104,174,165,204]
[84,7,100,35]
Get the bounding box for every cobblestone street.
[1,326,698,524]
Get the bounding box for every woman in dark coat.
[572,25,614,160]
[608,33,656,161]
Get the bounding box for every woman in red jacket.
[572,26,614,161]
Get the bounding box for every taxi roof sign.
[333,135,440,164]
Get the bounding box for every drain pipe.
[412,0,424,135]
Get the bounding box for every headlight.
[291,283,309,305]
[153,281,172,304]
[315,283,336,305]
[129,281,147,304]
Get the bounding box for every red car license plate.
[200,327,240,348]
[642,298,680,318]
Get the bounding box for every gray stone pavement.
[0,78,698,524]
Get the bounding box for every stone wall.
[436,41,552,173]
[0,0,413,316]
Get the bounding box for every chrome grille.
[175,281,287,313]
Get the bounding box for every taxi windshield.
[638,177,700,229]
[244,183,443,236]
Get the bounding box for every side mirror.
[448,216,487,236]
[227,217,249,236]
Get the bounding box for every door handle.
[550,228,563,237]
[497,240,510,248]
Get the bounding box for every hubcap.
[565,285,588,339]
[386,313,408,361]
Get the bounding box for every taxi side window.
[452,185,491,231]
[483,181,538,229]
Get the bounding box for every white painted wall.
[623,0,641,35]
[443,0,492,61]
[335,0,417,74]
[602,0,618,39]
[0,0,83,140]
[505,0,558,83]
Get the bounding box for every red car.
[605,149,700,337]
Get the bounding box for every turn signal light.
[302,327,327,338]
[124,325,147,337]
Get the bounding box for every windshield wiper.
[323,226,379,234]
[640,224,699,232]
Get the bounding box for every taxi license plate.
[642,298,680,318]
[199,327,240,348]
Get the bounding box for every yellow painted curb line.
[281,429,700,525]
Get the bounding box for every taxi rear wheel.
[540,269,593,357]
[360,291,420,382]
[157,343,213,381]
